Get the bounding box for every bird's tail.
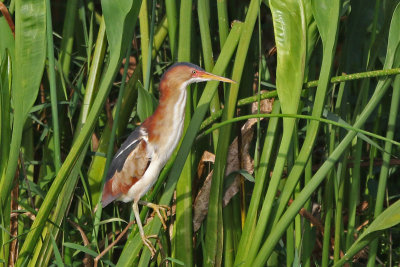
[101,179,119,208]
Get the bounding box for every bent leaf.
[335,199,400,266]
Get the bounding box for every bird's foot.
[141,201,170,230]
[141,234,159,258]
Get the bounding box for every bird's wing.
[101,127,150,207]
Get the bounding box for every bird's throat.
[143,89,187,156]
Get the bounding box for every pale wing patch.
[114,139,140,159]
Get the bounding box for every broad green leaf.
[270,0,306,117]
[305,1,318,69]
[225,170,255,185]
[0,52,12,184]
[271,0,341,231]
[234,170,255,183]
[137,81,155,121]
[102,0,141,59]
[312,0,336,45]
[0,17,14,62]
[11,0,46,119]
[382,3,400,69]
[0,53,12,265]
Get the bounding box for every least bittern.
[101,62,235,256]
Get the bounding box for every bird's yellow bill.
[201,72,237,84]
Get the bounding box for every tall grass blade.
[238,0,309,264]
[16,0,142,263]
[0,0,46,263]
[253,3,400,263]
[367,70,400,266]
[272,0,341,227]
[46,0,61,172]
[204,0,259,264]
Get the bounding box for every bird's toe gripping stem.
[141,234,159,257]
[140,201,170,230]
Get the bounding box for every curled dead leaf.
[251,92,274,114]
[222,118,257,207]
[193,118,260,231]
[193,97,274,232]
[193,170,214,232]
[197,151,215,179]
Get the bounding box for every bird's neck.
[142,83,188,149]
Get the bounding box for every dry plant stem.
[105,98,113,128]
[9,169,19,266]
[94,221,135,267]
[68,219,92,266]
[67,220,90,245]
[38,83,47,130]
[0,2,15,36]
[10,211,36,220]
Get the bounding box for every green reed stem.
[46,0,61,172]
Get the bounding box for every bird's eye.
[192,70,196,74]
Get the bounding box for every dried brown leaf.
[193,118,260,231]
[197,151,215,178]
[91,133,99,152]
[193,97,275,231]
[222,118,257,206]
[251,93,274,114]
[193,170,213,232]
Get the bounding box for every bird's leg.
[133,200,157,257]
[139,200,170,230]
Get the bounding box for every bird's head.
[160,62,236,94]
